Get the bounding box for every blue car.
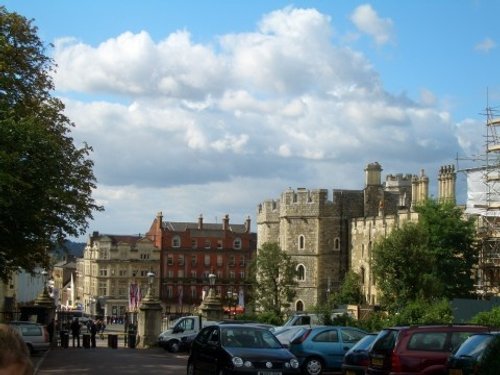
[288,325,368,375]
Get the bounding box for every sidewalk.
[34,325,188,374]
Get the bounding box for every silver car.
[8,321,50,355]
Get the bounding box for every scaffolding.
[464,105,500,297]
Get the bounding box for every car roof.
[8,321,42,325]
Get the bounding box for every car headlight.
[232,357,244,367]
[290,359,299,369]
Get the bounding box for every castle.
[257,162,456,310]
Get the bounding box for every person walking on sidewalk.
[89,320,97,348]
[70,318,81,348]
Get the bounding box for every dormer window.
[172,235,181,248]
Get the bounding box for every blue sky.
[4,1,500,241]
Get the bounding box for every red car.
[366,325,490,375]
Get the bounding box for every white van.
[158,316,218,352]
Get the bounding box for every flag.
[129,283,141,310]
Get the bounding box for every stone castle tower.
[257,162,456,311]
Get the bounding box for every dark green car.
[447,332,500,375]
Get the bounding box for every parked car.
[158,315,218,352]
[366,325,490,375]
[187,323,301,374]
[447,332,500,375]
[273,326,308,348]
[341,332,378,375]
[288,325,368,375]
[8,321,50,355]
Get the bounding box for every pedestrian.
[47,318,55,346]
[70,318,81,348]
[89,320,97,348]
[0,323,34,375]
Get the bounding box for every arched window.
[172,235,181,248]
[296,300,304,311]
[360,267,365,284]
[297,264,306,281]
[298,235,305,250]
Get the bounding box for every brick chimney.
[198,214,203,230]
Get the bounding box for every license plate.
[258,372,282,375]
[346,371,356,375]
[449,370,463,375]
[371,357,384,366]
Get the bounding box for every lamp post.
[227,289,234,319]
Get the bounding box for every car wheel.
[168,340,180,353]
[186,362,195,375]
[303,357,324,375]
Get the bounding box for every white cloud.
[475,37,496,53]
[350,4,394,45]
[52,6,467,240]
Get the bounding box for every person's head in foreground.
[0,324,34,375]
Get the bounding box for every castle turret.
[365,162,382,187]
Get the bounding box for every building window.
[140,270,148,277]
[140,253,150,260]
[167,270,174,278]
[217,271,223,280]
[296,300,304,311]
[167,255,173,266]
[191,270,197,278]
[240,271,245,279]
[98,281,106,296]
[298,235,305,250]
[228,255,235,267]
[191,239,197,249]
[190,286,197,299]
[167,286,173,298]
[172,235,181,248]
[334,237,340,250]
[178,255,184,266]
[217,255,223,266]
[204,240,211,249]
[119,270,127,277]
[100,269,108,277]
[217,240,223,250]
[233,238,242,250]
[239,256,245,267]
[229,271,235,279]
[191,255,197,266]
[297,265,305,281]
[204,255,211,266]
[178,269,184,278]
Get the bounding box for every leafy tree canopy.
[251,242,298,317]
[0,7,103,280]
[372,199,477,310]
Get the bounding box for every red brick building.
[146,212,256,314]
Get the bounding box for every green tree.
[251,242,298,317]
[330,270,364,306]
[0,7,102,280]
[389,298,453,325]
[372,199,477,310]
[470,306,500,327]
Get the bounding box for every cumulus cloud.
[53,6,465,238]
[350,4,394,45]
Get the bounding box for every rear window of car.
[19,325,42,336]
[454,334,495,359]
[407,332,446,351]
[372,329,398,351]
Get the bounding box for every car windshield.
[221,326,283,349]
[454,334,495,359]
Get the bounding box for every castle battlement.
[279,188,334,218]
[385,173,413,187]
[257,199,280,224]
